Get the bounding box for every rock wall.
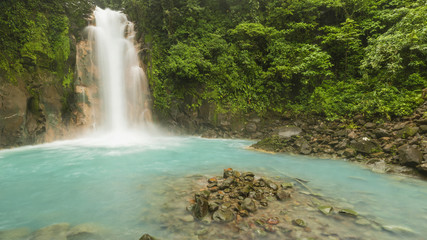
[0,73,79,149]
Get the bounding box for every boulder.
[212,209,235,222]
[277,126,302,138]
[192,191,210,219]
[350,139,380,154]
[294,138,312,155]
[241,198,257,212]
[276,189,291,200]
[397,126,419,138]
[398,145,423,167]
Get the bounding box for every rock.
[373,128,390,138]
[334,129,349,137]
[223,168,234,178]
[30,223,70,240]
[348,131,358,139]
[420,125,427,134]
[266,217,280,225]
[66,223,104,240]
[364,122,376,129]
[281,182,293,189]
[292,219,306,227]
[139,234,159,240]
[276,189,291,200]
[266,181,278,191]
[383,143,395,153]
[245,122,257,133]
[0,228,31,240]
[278,126,302,138]
[192,191,210,219]
[338,209,358,217]
[343,148,356,158]
[393,122,407,130]
[318,206,333,215]
[294,138,312,155]
[417,163,427,172]
[397,126,419,138]
[398,145,423,167]
[350,139,380,154]
[212,209,235,222]
[241,198,257,212]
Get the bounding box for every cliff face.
[0,72,78,148]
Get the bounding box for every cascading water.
[86,7,151,134]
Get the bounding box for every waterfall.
[86,7,151,134]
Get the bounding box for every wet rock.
[192,191,210,219]
[276,189,291,200]
[420,125,427,134]
[266,217,279,225]
[294,138,312,155]
[292,219,306,227]
[398,145,422,167]
[241,198,257,212]
[223,168,234,178]
[212,209,235,222]
[281,182,294,189]
[139,234,159,240]
[30,223,70,240]
[350,139,380,154]
[66,223,104,240]
[338,209,358,217]
[318,206,333,215]
[278,126,302,138]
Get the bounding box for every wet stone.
[242,198,257,212]
[213,209,235,223]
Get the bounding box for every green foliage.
[129,0,425,121]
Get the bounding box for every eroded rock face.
[0,82,27,147]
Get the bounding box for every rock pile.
[251,102,427,177]
[188,168,293,224]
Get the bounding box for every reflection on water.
[0,136,426,239]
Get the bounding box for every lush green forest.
[1,0,426,121]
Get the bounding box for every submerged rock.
[139,234,159,240]
[317,205,333,215]
[30,223,70,240]
[0,228,31,240]
[242,198,257,212]
[213,209,235,222]
[338,209,358,217]
[292,219,306,227]
[66,223,104,240]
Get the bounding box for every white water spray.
[86,7,151,134]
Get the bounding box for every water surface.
[0,136,426,239]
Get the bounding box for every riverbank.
[164,101,426,179]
